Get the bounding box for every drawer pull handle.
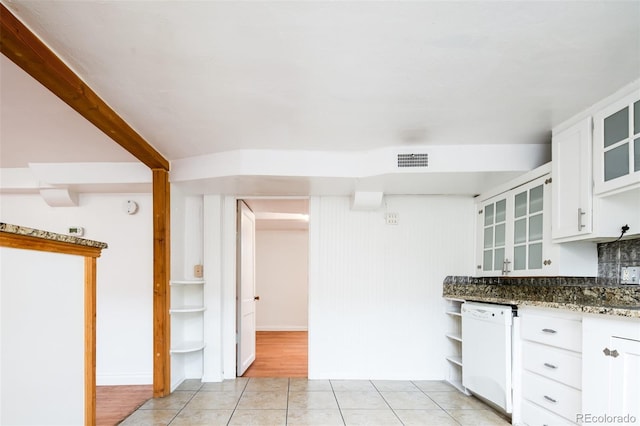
[543,395,557,403]
[542,328,557,334]
[543,362,557,369]
[603,347,620,358]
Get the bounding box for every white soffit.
[28,162,151,185]
[170,144,549,183]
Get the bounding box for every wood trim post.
[84,256,97,426]
[153,169,171,397]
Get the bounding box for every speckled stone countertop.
[0,223,108,249]
[443,276,640,318]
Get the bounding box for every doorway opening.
[236,198,310,378]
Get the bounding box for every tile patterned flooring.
[120,378,511,425]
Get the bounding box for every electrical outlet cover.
[621,266,640,284]
[385,212,399,225]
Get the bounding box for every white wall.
[308,195,475,380]
[0,193,153,385]
[255,229,308,331]
[1,248,84,425]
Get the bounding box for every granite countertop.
[0,223,108,249]
[443,276,640,318]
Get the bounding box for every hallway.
[242,331,308,378]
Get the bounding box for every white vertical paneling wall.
[255,229,308,331]
[0,193,153,385]
[308,195,475,380]
[202,195,224,382]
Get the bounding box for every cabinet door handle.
[502,258,511,275]
[603,347,620,358]
[578,208,586,231]
[543,362,557,369]
[542,328,557,334]
[543,395,557,403]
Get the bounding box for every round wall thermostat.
[124,200,138,215]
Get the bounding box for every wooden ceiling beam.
[0,4,169,170]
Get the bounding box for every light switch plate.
[621,266,640,284]
[194,264,203,278]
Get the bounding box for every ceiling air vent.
[397,153,429,168]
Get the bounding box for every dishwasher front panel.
[461,301,514,414]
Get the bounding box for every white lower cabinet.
[516,309,640,426]
[521,400,577,426]
[582,315,640,424]
[517,307,582,426]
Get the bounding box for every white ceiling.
[1,0,639,196]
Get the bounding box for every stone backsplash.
[598,237,640,284]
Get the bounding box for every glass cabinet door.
[595,93,640,194]
[513,182,544,271]
[482,198,507,273]
[603,106,630,181]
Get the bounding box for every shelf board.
[170,306,206,314]
[170,280,205,286]
[445,333,462,342]
[170,341,206,354]
[446,356,463,367]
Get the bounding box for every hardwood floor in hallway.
[96,385,152,426]
[242,331,308,377]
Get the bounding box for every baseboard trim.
[97,373,153,386]
[256,326,308,331]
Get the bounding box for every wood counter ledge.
[443,276,640,318]
[0,223,108,250]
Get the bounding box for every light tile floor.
[120,378,511,425]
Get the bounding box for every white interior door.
[237,200,257,376]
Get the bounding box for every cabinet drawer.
[521,314,581,352]
[523,342,582,389]
[522,371,581,422]
[521,400,577,426]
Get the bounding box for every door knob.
[254,296,260,301]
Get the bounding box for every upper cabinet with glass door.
[476,173,550,277]
[512,179,545,273]
[593,92,640,195]
[476,164,597,277]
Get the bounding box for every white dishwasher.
[462,301,515,414]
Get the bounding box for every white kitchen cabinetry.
[552,85,640,243]
[582,315,640,423]
[517,307,582,426]
[593,91,640,195]
[552,118,593,240]
[477,175,548,276]
[444,298,470,395]
[476,164,596,277]
[170,280,206,389]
